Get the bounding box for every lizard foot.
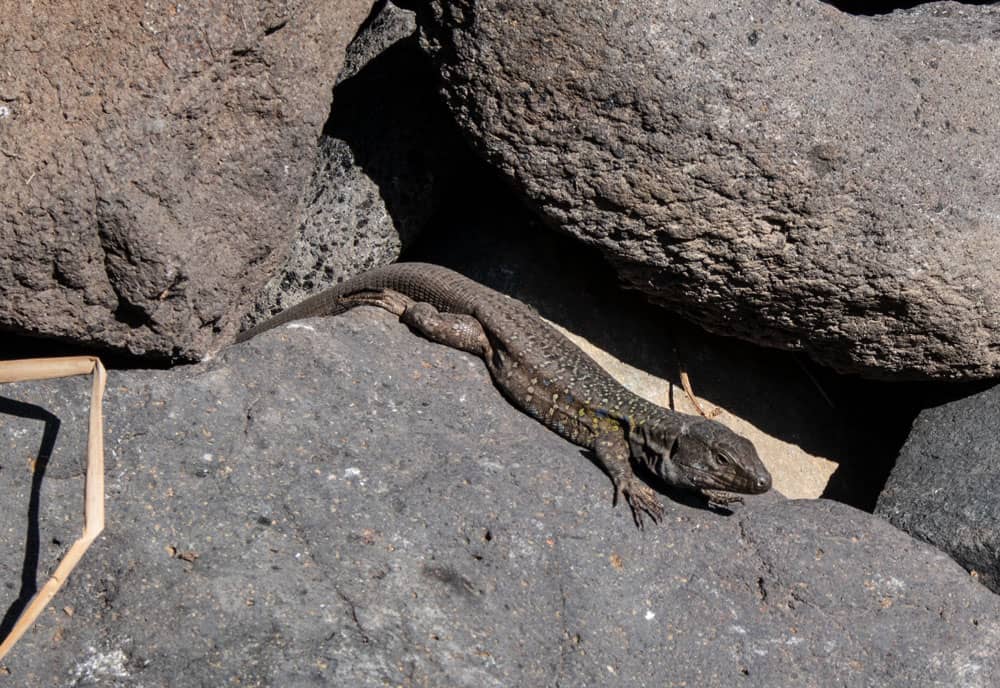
[613,477,664,530]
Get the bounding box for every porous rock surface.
[411,0,1000,379]
[244,2,443,327]
[0,0,371,360]
[1,311,999,685]
[877,383,1000,594]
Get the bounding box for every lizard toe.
[622,480,664,530]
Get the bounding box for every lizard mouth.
[682,463,744,493]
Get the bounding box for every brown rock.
[0,0,371,359]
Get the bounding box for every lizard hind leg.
[400,302,492,358]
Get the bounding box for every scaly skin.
[237,262,772,527]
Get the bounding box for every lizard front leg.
[594,431,664,529]
[399,302,492,358]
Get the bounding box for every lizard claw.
[614,478,664,530]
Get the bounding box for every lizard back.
[237,262,667,448]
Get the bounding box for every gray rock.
[245,1,470,327]
[412,0,1000,380]
[877,383,1000,594]
[0,0,372,360]
[2,313,999,685]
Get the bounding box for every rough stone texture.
[245,1,472,327]
[411,0,1000,380]
[0,0,371,360]
[2,314,1000,685]
[877,383,1000,594]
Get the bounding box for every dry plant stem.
[0,357,107,662]
[678,369,721,419]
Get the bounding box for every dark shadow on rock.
[0,333,172,371]
[320,30,477,255]
[0,397,59,644]
[826,1,995,15]
[820,374,998,509]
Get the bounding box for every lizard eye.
[716,452,731,465]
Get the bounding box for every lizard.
[235,262,772,527]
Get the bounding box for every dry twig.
[679,369,718,418]
[0,357,106,661]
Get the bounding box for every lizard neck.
[623,401,691,472]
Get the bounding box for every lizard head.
[628,416,771,504]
